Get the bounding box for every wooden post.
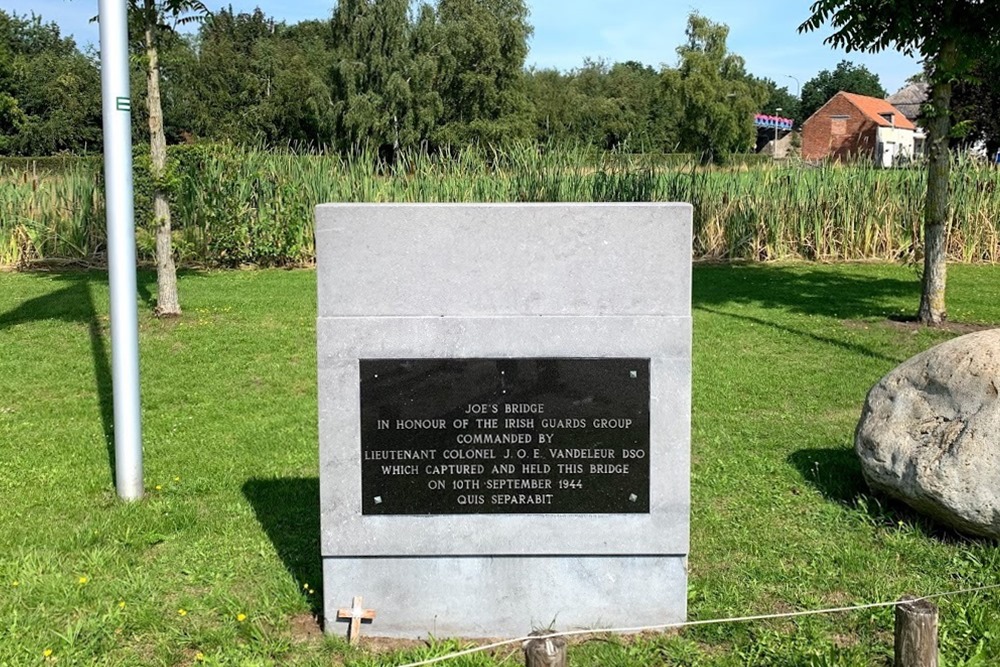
[895,595,938,667]
[523,631,567,667]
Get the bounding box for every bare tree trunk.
[918,49,954,325]
[145,7,181,317]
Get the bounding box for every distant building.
[801,92,918,166]
[889,81,991,159]
[887,83,928,158]
[886,82,928,124]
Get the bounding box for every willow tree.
[801,0,1000,324]
[670,13,766,161]
[131,0,207,316]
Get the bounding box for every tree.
[669,13,766,160]
[434,0,533,147]
[331,0,440,156]
[130,0,208,316]
[951,51,1000,156]
[799,60,885,122]
[0,12,101,155]
[757,78,800,125]
[801,0,1000,324]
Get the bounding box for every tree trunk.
[145,6,181,317]
[917,48,954,325]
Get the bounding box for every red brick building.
[802,92,918,165]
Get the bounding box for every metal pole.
[99,0,144,500]
[775,107,783,158]
[784,74,800,99]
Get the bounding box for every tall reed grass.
[2,145,999,267]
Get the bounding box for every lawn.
[1,263,999,666]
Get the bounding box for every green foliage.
[434,0,534,147]
[331,0,440,156]
[952,51,1000,155]
[800,0,1000,79]
[799,60,885,122]
[3,5,788,158]
[757,78,800,124]
[670,14,767,161]
[526,60,676,152]
[4,147,1000,268]
[0,11,101,156]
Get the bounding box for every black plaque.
[359,358,650,515]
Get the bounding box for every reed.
[2,145,999,267]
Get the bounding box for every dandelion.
[155,485,162,491]
[119,600,126,609]
[43,649,53,657]
[178,608,187,616]
[173,476,180,482]
[236,613,247,622]
[78,576,88,585]
[302,583,309,590]
[308,588,315,595]
[195,652,205,662]
[11,580,18,587]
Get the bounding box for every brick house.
[802,91,918,165]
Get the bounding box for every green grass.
[2,264,1000,666]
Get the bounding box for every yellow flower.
[195,652,205,662]
[178,608,187,616]
[308,589,315,595]
[236,613,247,622]
[43,649,53,657]
[119,600,126,609]
[78,576,88,585]
[11,580,18,587]
[155,485,162,491]
[173,476,180,482]
[302,583,309,590]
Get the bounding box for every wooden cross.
[337,596,376,644]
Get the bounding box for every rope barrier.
[395,582,1000,667]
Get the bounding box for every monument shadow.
[242,477,323,615]
[0,270,157,487]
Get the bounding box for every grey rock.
[856,329,1000,537]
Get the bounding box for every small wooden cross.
[337,595,376,644]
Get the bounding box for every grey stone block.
[323,555,688,639]
[316,204,692,638]
[316,203,692,318]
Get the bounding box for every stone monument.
[316,203,692,638]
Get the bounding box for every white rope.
[394,582,1000,667]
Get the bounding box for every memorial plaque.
[360,358,650,515]
[318,203,693,637]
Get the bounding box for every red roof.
[839,92,916,130]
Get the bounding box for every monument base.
[323,555,687,638]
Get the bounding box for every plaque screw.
[629,370,637,379]
[628,493,638,502]
[374,496,383,505]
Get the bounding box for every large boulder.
[856,329,1000,538]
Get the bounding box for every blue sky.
[9,0,921,95]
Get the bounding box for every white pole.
[99,0,144,500]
